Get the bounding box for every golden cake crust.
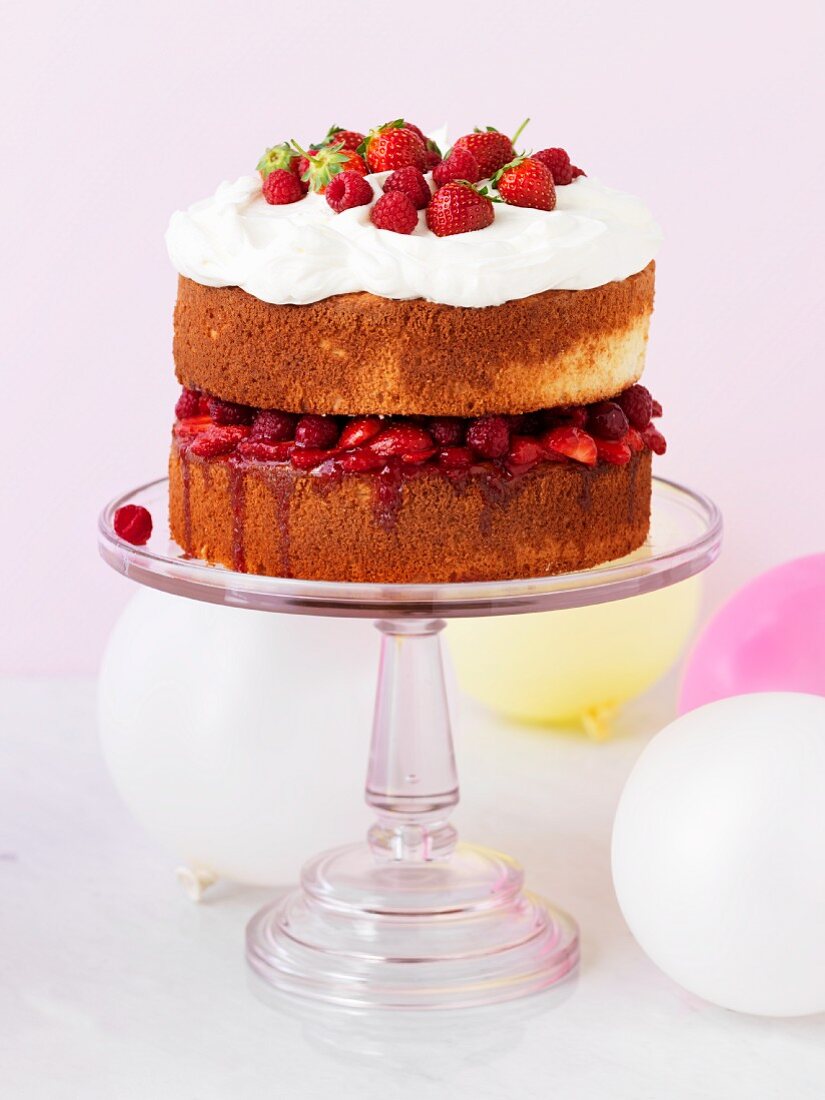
[169,442,652,584]
[173,263,655,417]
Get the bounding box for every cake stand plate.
[99,476,721,1009]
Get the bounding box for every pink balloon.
[679,554,825,714]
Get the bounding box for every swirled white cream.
[166,172,661,309]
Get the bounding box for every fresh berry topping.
[173,416,212,439]
[437,446,474,472]
[641,424,667,455]
[257,142,302,180]
[383,166,432,210]
[532,148,576,186]
[339,448,387,472]
[291,447,337,470]
[370,191,419,234]
[322,126,366,152]
[452,124,522,178]
[338,417,383,449]
[361,121,427,173]
[467,415,510,458]
[402,122,429,146]
[370,424,435,456]
[207,397,254,425]
[423,148,442,172]
[294,414,340,450]
[570,166,586,179]
[250,410,298,442]
[596,438,632,465]
[237,439,293,462]
[624,427,645,453]
[293,141,367,193]
[189,425,250,457]
[325,171,374,213]
[652,399,663,418]
[542,425,598,466]
[262,168,306,205]
[426,182,494,237]
[432,147,481,187]
[587,401,629,441]
[507,435,544,467]
[113,504,153,546]
[175,387,201,420]
[493,156,556,211]
[428,417,465,446]
[617,384,654,430]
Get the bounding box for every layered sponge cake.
[163,120,664,582]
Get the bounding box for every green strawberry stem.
[512,117,530,146]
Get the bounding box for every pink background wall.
[3,0,823,674]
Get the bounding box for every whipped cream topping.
[166,172,661,309]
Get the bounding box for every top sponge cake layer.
[172,261,654,417]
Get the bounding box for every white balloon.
[98,588,380,886]
[612,692,825,1016]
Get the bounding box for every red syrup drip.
[263,464,296,578]
[374,462,404,531]
[627,453,640,524]
[578,468,592,513]
[476,470,511,538]
[180,444,192,557]
[227,457,247,573]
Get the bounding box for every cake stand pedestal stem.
[366,619,458,863]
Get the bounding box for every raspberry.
[338,417,383,449]
[250,410,297,442]
[432,147,481,187]
[237,439,293,462]
[652,399,663,418]
[428,417,465,446]
[642,424,667,455]
[617,385,654,430]
[370,191,419,234]
[294,415,340,450]
[113,504,153,546]
[207,397,254,426]
[383,166,431,210]
[325,171,374,213]
[262,168,306,205]
[532,148,574,185]
[596,439,632,466]
[370,424,435,456]
[175,388,201,420]
[587,401,629,441]
[437,446,474,471]
[423,149,442,172]
[570,166,586,179]
[467,415,510,458]
[189,425,249,457]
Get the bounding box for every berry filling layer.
[173,385,665,477]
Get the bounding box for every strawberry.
[237,439,293,462]
[541,425,597,466]
[370,191,419,234]
[257,142,303,182]
[360,120,427,173]
[339,448,387,472]
[437,446,474,472]
[189,425,250,457]
[173,416,212,439]
[624,427,645,454]
[383,166,431,210]
[425,182,494,237]
[507,435,544,468]
[452,119,528,178]
[401,449,437,465]
[113,505,153,546]
[293,140,368,194]
[321,125,366,152]
[432,147,481,187]
[370,424,435,456]
[596,438,632,466]
[290,448,339,470]
[262,169,306,205]
[338,417,383,449]
[493,156,556,211]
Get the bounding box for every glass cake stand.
[98,475,721,1009]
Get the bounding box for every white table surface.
[2,676,824,1099]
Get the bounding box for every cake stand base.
[246,841,578,1009]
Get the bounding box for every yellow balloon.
[447,578,701,738]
